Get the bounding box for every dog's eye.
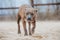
[31,14,33,15]
[26,13,29,15]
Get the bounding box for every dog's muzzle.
[27,17,31,20]
[27,14,32,21]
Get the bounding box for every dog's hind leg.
[17,15,21,34]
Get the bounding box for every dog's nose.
[27,18,31,20]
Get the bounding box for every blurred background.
[0,0,60,40]
[0,0,60,21]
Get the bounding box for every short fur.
[17,4,37,35]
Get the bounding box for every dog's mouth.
[27,19,34,22]
[26,19,31,22]
[27,20,31,22]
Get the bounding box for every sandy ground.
[0,21,60,40]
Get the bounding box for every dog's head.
[25,8,37,22]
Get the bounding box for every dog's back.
[18,4,32,18]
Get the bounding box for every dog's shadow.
[32,35,43,39]
[32,34,43,39]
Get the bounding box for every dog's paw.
[24,33,28,36]
[29,33,32,35]
[18,32,21,34]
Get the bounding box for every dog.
[17,4,37,35]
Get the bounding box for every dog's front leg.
[28,22,32,35]
[32,21,36,34]
[22,20,28,36]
